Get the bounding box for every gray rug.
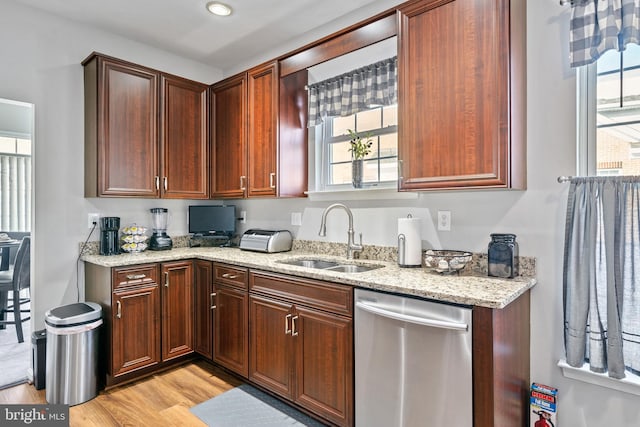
[190,384,326,426]
[0,315,31,390]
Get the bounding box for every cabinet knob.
[164,271,169,287]
[291,315,299,337]
[240,176,247,191]
[155,176,160,190]
[163,177,168,191]
[269,172,276,189]
[116,301,122,319]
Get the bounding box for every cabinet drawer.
[113,264,159,290]
[214,263,248,289]
[249,270,352,317]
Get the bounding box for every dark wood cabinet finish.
[473,290,530,427]
[85,263,162,386]
[247,62,278,197]
[397,0,525,190]
[84,56,159,197]
[211,74,247,199]
[248,271,353,427]
[161,261,194,361]
[83,52,209,198]
[212,263,249,377]
[160,76,209,199]
[194,260,213,360]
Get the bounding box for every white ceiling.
[8,0,386,71]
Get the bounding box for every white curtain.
[570,0,640,67]
[563,176,640,379]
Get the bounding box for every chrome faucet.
[318,203,363,259]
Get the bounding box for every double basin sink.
[279,258,383,273]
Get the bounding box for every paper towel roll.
[398,216,422,266]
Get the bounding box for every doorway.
[0,97,34,389]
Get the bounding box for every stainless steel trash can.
[45,302,102,406]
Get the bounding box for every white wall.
[1,0,637,424]
[0,1,223,327]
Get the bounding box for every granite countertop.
[82,246,536,309]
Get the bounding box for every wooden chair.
[0,236,31,342]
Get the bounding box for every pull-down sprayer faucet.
[318,203,363,259]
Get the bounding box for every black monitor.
[188,205,236,237]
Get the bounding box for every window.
[580,44,640,175]
[321,105,398,189]
[0,134,32,231]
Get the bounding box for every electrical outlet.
[437,210,451,231]
[88,213,100,228]
[291,212,302,226]
[240,210,247,224]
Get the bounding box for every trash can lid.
[45,302,102,327]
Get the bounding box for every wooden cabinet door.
[213,284,249,377]
[194,260,213,360]
[161,261,194,361]
[247,62,278,198]
[211,74,247,199]
[95,58,159,197]
[249,294,294,399]
[294,306,353,427]
[111,284,160,377]
[398,0,524,190]
[160,76,209,199]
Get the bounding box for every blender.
[149,208,173,251]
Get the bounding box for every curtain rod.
[559,0,573,5]
[558,176,573,183]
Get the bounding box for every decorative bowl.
[423,249,472,274]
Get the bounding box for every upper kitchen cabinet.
[211,61,307,199]
[83,53,209,198]
[211,73,247,199]
[397,0,525,190]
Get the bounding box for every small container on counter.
[488,233,518,278]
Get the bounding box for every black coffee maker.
[100,217,120,256]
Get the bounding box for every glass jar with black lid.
[488,233,518,278]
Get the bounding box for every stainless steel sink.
[279,258,383,273]
[325,264,381,273]
[282,259,339,269]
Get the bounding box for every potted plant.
[347,129,373,188]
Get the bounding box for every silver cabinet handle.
[210,292,217,310]
[221,273,238,279]
[240,176,246,191]
[126,274,146,280]
[163,176,168,191]
[355,301,469,331]
[164,271,169,288]
[116,301,122,319]
[285,313,292,335]
[291,315,299,337]
[155,176,160,190]
[269,172,276,189]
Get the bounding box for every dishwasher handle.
[356,300,469,331]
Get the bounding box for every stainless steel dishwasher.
[355,288,473,427]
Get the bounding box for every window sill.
[305,187,418,201]
[558,359,640,396]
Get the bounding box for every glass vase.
[352,159,363,188]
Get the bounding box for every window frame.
[318,105,398,191]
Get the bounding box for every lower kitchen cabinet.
[213,263,249,377]
[194,260,213,359]
[111,273,161,377]
[248,271,353,427]
[85,261,194,387]
[161,260,194,361]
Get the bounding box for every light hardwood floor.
[0,360,242,426]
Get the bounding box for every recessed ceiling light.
[206,1,232,16]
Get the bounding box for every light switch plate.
[291,212,302,226]
[437,210,451,231]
